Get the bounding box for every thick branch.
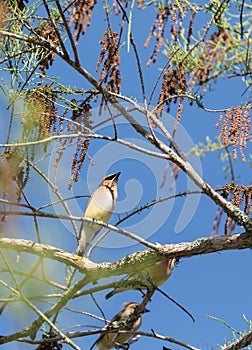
[1,231,252,341]
[1,231,252,280]
[159,231,252,258]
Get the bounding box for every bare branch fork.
[0,26,250,230]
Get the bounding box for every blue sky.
[0,1,251,350]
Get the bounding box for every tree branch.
[0,29,251,230]
[221,328,252,350]
[1,231,252,279]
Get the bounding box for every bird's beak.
[143,308,150,313]
[113,172,121,181]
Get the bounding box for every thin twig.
[116,0,147,107]
[27,159,79,240]
[0,258,42,314]
[42,0,70,60]
[148,50,179,108]
[182,0,229,64]
[55,0,80,66]
[0,251,81,349]
[155,286,195,323]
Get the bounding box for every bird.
[76,172,120,256]
[105,256,178,299]
[95,301,149,350]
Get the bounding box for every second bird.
[105,256,177,299]
[95,301,149,350]
[76,172,120,256]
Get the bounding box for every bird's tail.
[76,241,85,257]
[105,288,125,300]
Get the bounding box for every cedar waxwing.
[95,302,149,350]
[105,257,177,299]
[76,172,120,256]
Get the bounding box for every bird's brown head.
[100,172,121,199]
[101,172,121,185]
[123,302,150,315]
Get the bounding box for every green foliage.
[190,136,223,157]
[208,314,252,349]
